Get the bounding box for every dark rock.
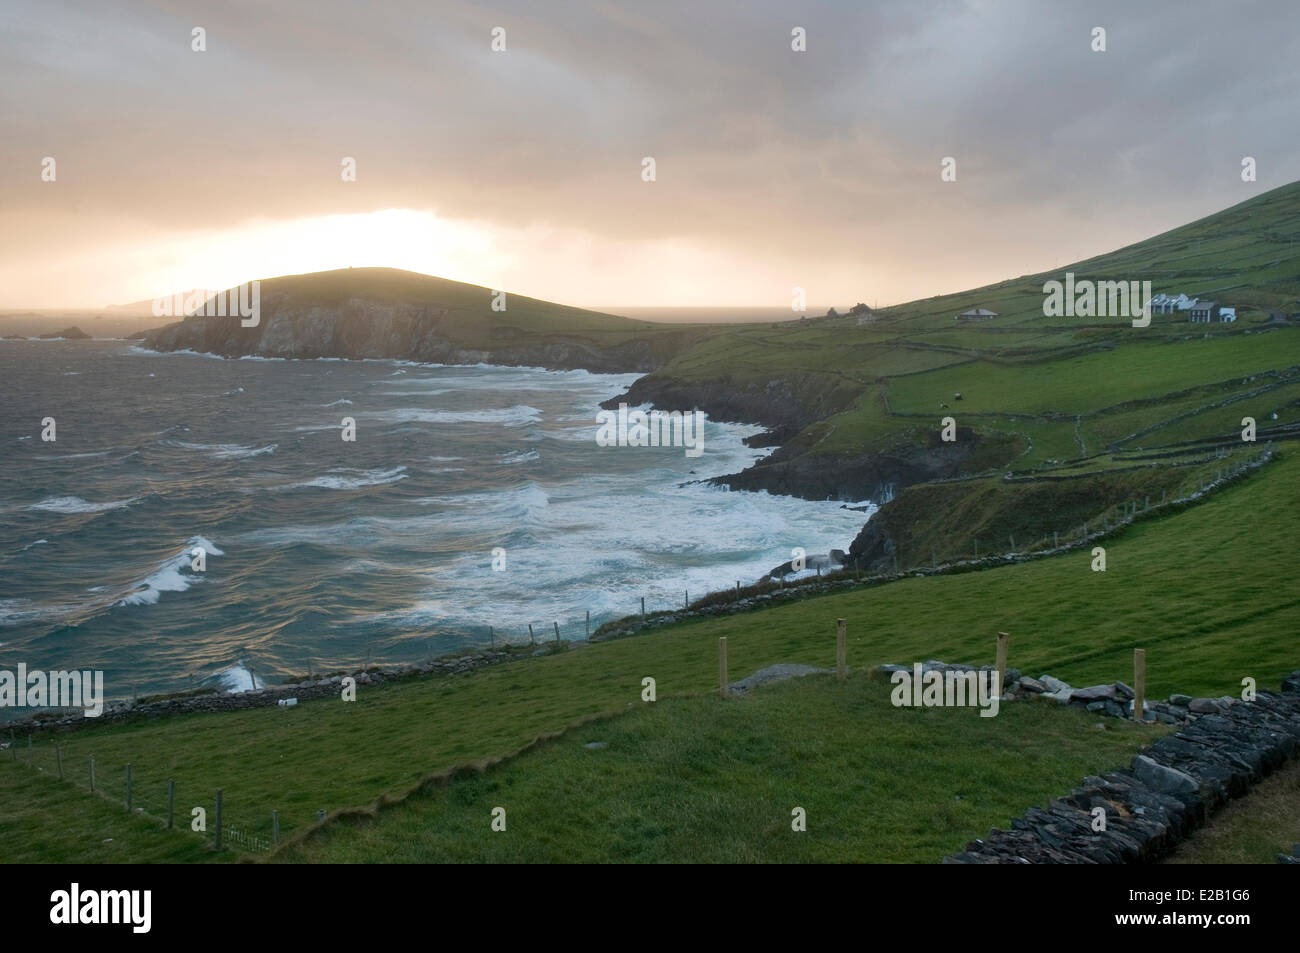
[1133,755,1199,795]
[1071,684,1117,703]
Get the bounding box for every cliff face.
[710,433,1022,503]
[142,295,671,373]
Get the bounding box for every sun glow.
[143,209,504,301]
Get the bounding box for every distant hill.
[37,326,90,340]
[142,267,708,373]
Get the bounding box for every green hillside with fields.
[6,183,1300,864]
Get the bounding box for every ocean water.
[0,339,874,702]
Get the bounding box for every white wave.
[28,495,136,514]
[211,663,262,693]
[360,405,542,427]
[116,536,224,607]
[284,466,408,490]
[499,449,540,464]
[21,539,48,551]
[322,398,353,407]
[125,345,223,359]
[168,440,277,459]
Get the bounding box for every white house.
[1219,306,1237,323]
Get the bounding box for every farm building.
[955,308,998,321]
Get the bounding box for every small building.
[955,308,998,321]
[1148,292,1201,314]
[1218,306,1236,323]
[1147,293,1174,314]
[1188,300,1219,323]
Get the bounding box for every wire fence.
[2,736,282,855]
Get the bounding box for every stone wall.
[944,671,1300,863]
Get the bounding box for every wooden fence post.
[585,610,590,638]
[553,621,560,644]
[718,638,729,699]
[1133,649,1146,722]
[528,623,535,645]
[995,632,1010,694]
[272,810,280,847]
[836,619,847,679]
[640,596,645,617]
[489,625,495,650]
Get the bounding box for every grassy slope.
[277,674,1165,864]
[232,267,713,355]
[3,447,1296,862]
[640,182,1300,480]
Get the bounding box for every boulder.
[1070,684,1117,703]
[1133,756,1199,795]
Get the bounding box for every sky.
[2,0,1299,311]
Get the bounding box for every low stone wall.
[0,646,572,736]
[944,671,1300,863]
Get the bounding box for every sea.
[0,338,874,703]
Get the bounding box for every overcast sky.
[2,0,1298,310]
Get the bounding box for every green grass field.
[275,674,1166,863]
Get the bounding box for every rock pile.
[875,660,1253,726]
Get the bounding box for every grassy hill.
[143,267,718,371]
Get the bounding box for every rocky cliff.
[143,296,678,373]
